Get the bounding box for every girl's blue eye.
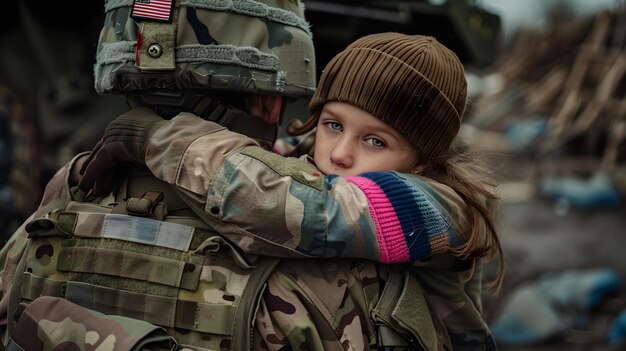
[327,122,342,131]
[366,138,385,148]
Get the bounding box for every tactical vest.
[6,160,436,350]
[5,164,280,350]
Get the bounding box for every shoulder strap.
[171,185,281,350]
[231,257,280,350]
[372,265,437,351]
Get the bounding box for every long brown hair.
[419,139,505,292]
[286,110,320,136]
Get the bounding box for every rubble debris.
[467,4,626,205]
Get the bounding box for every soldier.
[0,1,501,351]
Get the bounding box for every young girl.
[287,32,504,287]
[79,32,504,349]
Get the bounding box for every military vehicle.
[302,0,502,75]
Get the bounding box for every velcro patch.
[102,214,194,252]
[241,147,324,191]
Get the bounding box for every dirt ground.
[480,143,626,350]
[486,200,626,350]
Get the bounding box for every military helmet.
[94,0,317,100]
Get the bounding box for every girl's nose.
[330,137,354,169]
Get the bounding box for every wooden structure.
[470,4,626,183]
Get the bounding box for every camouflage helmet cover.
[95,0,317,99]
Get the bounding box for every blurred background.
[1,0,626,349]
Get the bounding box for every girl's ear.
[246,95,283,125]
[408,148,425,175]
[411,164,425,175]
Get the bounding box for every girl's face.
[313,102,419,177]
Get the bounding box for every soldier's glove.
[78,107,167,195]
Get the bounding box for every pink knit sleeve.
[345,176,410,263]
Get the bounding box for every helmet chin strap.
[127,90,279,148]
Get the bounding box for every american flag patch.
[131,0,174,23]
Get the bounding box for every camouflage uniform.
[0,121,497,350]
[144,112,498,350]
[0,0,497,349]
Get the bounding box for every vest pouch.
[25,203,99,239]
[183,236,280,350]
[20,209,83,292]
[9,296,176,351]
[372,266,437,351]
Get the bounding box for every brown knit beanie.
[308,32,467,159]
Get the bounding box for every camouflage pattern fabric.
[9,296,175,351]
[253,260,381,350]
[0,0,496,349]
[0,154,414,351]
[145,113,467,262]
[0,112,497,350]
[95,0,316,99]
[141,112,498,350]
[0,161,280,350]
